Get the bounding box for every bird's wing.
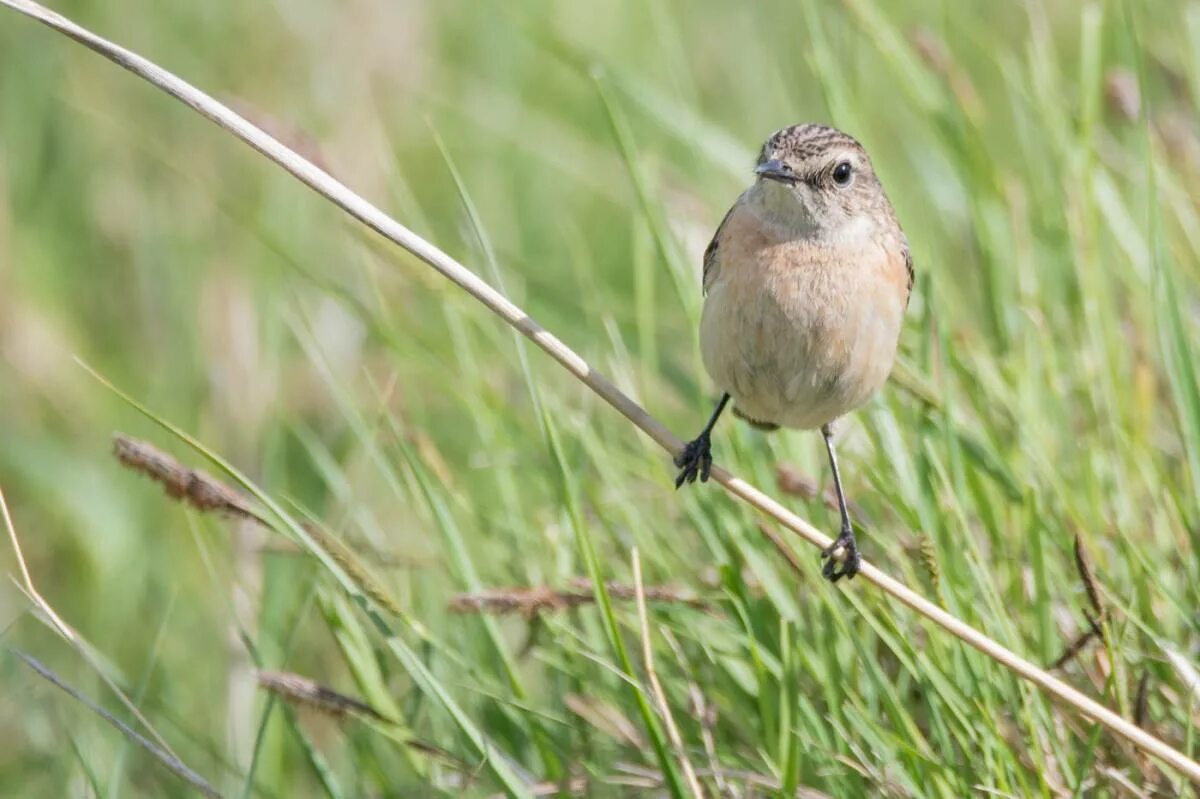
[902,239,914,308]
[702,204,736,296]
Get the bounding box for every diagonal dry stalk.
[632,549,705,798]
[1,488,219,796]
[2,0,1199,785]
[12,649,222,798]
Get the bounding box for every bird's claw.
[673,434,713,488]
[821,528,861,582]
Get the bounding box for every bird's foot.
[821,527,861,582]
[673,433,713,488]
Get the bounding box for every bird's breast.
[699,215,906,430]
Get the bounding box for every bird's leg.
[674,393,731,488]
[819,422,861,581]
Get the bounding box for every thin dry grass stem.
[756,522,804,577]
[5,0,1198,783]
[1,486,182,763]
[563,693,646,749]
[1163,649,1200,706]
[1099,767,1153,799]
[111,433,403,616]
[661,628,732,798]
[632,549,705,798]
[256,670,393,724]
[227,100,331,173]
[485,777,588,799]
[13,649,222,798]
[449,581,707,617]
[612,762,833,798]
[1,488,70,638]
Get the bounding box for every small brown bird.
[675,123,912,582]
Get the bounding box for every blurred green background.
[2,0,1199,796]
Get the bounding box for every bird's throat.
[746,180,822,239]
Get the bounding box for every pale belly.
[699,259,904,430]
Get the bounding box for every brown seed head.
[256,670,391,723]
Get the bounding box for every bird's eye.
[832,161,853,187]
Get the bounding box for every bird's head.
[750,123,893,236]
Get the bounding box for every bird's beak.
[754,159,796,184]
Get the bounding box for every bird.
[674,123,913,582]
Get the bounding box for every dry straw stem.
[661,628,730,798]
[4,0,1198,784]
[13,649,222,798]
[632,549,705,798]
[1,488,217,796]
